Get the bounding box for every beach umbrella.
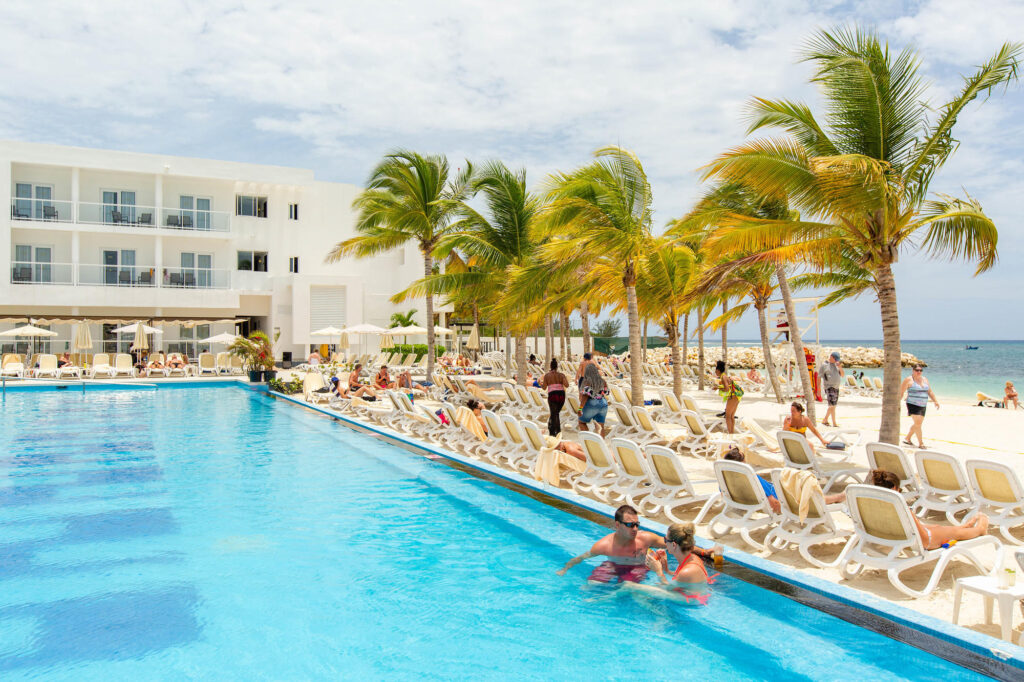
[312,326,347,358]
[433,326,453,335]
[110,322,163,335]
[199,332,239,345]
[390,325,429,335]
[381,334,394,349]
[466,324,480,350]
[130,323,149,352]
[0,324,58,356]
[74,322,93,351]
[340,323,387,357]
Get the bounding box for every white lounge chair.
[838,484,999,598]
[34,354,59,378]
[705,459,777,550]
[965,459,1024,545]
[165,353,189,377]
[1,353,25,378]
[607,438,655,507]
[110,353,135,378]
[680,395,725,432]
[865,442,920,503]
[569,432,623,502]
[303,372,331,404]
[912,450,975,523]
[764,468,853,568]
[197,352,218,376]
[89,353,113,378]
[641,444,718,524]
[777,430,866,493]
[630,406,696,453]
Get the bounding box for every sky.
[1,0,1022,340]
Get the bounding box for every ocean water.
[730,340,1024,403]
[0,386,991,680]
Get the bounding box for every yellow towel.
[456,406,488,442]
[779,468,822,523]
[467,382,502,403]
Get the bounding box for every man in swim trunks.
[556,505,662,583]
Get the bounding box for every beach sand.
[285,368,1024,646]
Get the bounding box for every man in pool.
[556,505,723,583]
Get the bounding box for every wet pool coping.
[264,389,1024,679]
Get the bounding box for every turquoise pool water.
[0,386,989,679]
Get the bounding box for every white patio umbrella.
[389,324,428,345]
[110,322,163,335]
[341,323,387,358]
[466,324,480,350]
[0,324,58,357]
[130,323,149,352]
[74,322,93,351]
[199,332,239,345]
[433,326,453,335]
[312,326,346,359]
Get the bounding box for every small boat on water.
[965,345,979,350]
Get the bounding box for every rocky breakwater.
[643,345,924,368]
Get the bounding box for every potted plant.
[228,331,276,382]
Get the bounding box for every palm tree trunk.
[505,326,512,379]
[560,309,568,361]
[697,307,706,391]
[721,301,728,372]
[580,301,591,355]
[756,303,783,403]
[775,264,815,422]
[423,251,435,380]
[516,332,529,387]
[544,314,553,368]
[472,305,480,361]
[682,313,689,372]
[625,283,643,405]
[669,315,682,398]
[642,319,648,363]
[876,263,902,444]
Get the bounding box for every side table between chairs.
[952,575,1024,644]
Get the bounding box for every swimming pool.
[0,386,994,679]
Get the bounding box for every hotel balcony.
[11,262,236,289]
[11,199,231,233]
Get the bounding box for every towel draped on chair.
[779,468,822,523]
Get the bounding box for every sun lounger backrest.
[647,445,686,488]
[567,394,580,412]
[114,353,132,368]
[631,406,657,433]
[611,402,634,427]
[500,415,526,445]
[520,420,545,451]
[966,460,1021,504]
[38,354,57,371]
[873,377,883,390]
[200,353,215,368]
[681,411,706,437]
[660,391,682,414]
[501,383,518,403]
[610,438,647,478]
[865,443,914,487]
[848,487,912,543]
[771,469,823,520]
[580,432,614,470]
[482,410,505,441]
[93,353,110,366]
[846,375,859,388]
[777,431,812,467]
[715,461,761,507]
[916,451,966,493]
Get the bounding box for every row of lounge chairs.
[0,351,244,379]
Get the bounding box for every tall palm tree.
[700,28,1020,442]
[398,161,542,385]
[327,150,471,380]
[539,147,655,405]
[672,183,816,418]
[636,238,695,398]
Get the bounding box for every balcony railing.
[11,199,74,223]
[10,199,231,232]
[12,262,232,289]
[10,261,74,285]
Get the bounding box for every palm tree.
[672,183,816,417]
[540,147,655,405]
[389,309,418,328]
[398,161,542,385]
[699,29,1020,441]
[327,150,471,380]
[636,237,695,398]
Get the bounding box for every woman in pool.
[783,401,829,447]
[645,522,713,600]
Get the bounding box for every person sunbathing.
[167,355,186,370]
[330,376,376,400]
[374,366,395,390]
[1006,381,1019,410]
[396,370,424,392]
[466,399,488,435]
[307,350,322,366]
[870,470,989,550]
[456,355,471,368]
[783,402,829,446]
[746,368,765,384]
[723,447,845,510]
[348,364,368,392]
[554,439,585,462]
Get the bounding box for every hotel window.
[288,256,299,273]
[236,195,268,218]
[237,251,268,272]
[288,203,299,220]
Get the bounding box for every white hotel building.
[0,140,433,363]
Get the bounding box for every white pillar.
[155,174,163,226]
[154,236,163,288]
[71,231,80,284]
[71,167,80,222]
